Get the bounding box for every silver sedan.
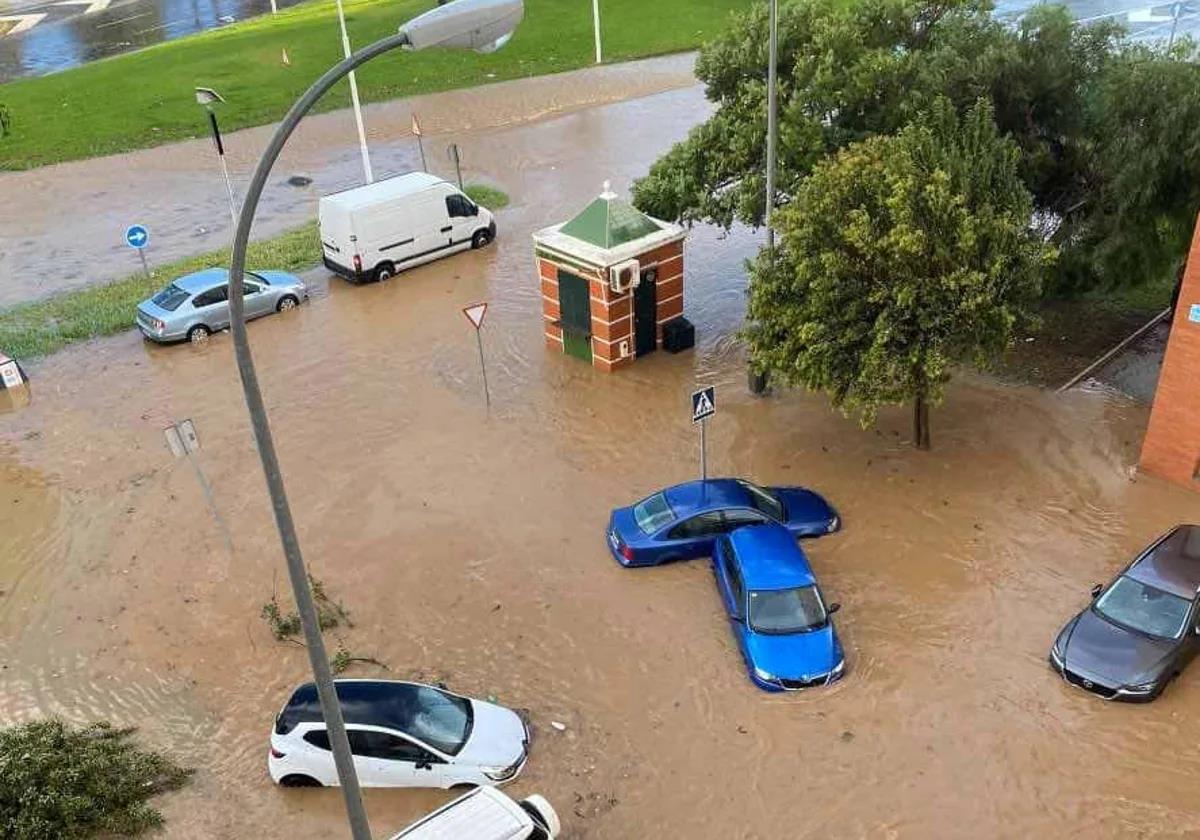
[136,268,308,344]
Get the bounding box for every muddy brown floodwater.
[3,94,1200,840]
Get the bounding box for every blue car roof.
[662,479,750,518]
[174,268,228,293]
[729,523,815,590]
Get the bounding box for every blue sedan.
[606,478,838,567]
[713,523,845,691]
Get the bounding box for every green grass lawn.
[0,184,507,358]
[0,0,751,170]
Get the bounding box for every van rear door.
[319,199,355,273]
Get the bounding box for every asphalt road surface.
[0,0,1197,83]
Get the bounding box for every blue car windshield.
[1094,576,1191,640]
[633,493,675,534]
[749,586,826,634]
[151,283,190,312]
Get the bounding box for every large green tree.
[632,0,1200,293]
[745,100,1053,448]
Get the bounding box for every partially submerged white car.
[389,786,560,840]
[268,680,529,788]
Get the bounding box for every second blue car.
[606,478,838,567]
[713,523,845,691]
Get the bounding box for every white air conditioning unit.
[609,259,641,295]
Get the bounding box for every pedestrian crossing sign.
[692,386,715,424]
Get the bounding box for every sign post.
[463,302,490,410]
[125,223,150,279]
[164,419,232,553]
[412,113,427,172]
[691,386,716,480]
[447,143,464,189]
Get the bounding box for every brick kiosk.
[1140,216,1200,490]
[533,184,687,372]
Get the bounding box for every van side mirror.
[828,602,841,615]
[470,203,479,216]
[1090,584,1103,598]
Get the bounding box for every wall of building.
[1140,217,1200,490]
[644,240,684,344]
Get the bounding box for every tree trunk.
[913,394,931,451]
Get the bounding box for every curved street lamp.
[224,2,524,838]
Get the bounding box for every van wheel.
[187,325,211,344]
[471,229,492,249]
[276,295,299,313]
[373,262,395,282]
[279,774,322,787]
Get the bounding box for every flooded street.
[3,100,1200,837]
[0,53,699,306]
[4,24,1200,829]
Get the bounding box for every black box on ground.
[662,317,695,353]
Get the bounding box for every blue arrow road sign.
[125,224,149,249]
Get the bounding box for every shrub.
[0,719,191,839]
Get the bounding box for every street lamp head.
[399,0,523,53]
[195,87,225,106]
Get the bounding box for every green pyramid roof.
[559,190,662,250]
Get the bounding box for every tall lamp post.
[335,0,374,183]
[195,87,240,228]
[592,0,602,63]
[224,2,524,839]
[749,0,778,395]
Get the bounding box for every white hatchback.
[268,680,529,788]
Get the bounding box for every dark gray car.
[1050,525,1200,702]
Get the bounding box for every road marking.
[0,13,46,36]
[54,0,111,12]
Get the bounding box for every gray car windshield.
[739,481,784,521]
[749,586,827,634]
[408,686,473,755]
[1094,576,1191,639]
[151,283,190,312]
[634,493,675,534]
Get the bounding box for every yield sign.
[462,302,487,330]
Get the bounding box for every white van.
[388,786,560,840]
[319,172,497,283]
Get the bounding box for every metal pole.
[269,0,277,13]
[592,0,602,63]
[137,248,150,280]
[475,328,491,409]
[217,154,240,228]
[207,109,240,227]
[336,0,374,184]
[186,452,234,555]
[417,133,428,172]
[227,31,415,840]
[700,418,707,480]
[1168,1,1182,51]
[748,0,778,397]
[450,144,463,189]
[765,0,778,255]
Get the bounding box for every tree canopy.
[745,100,1053,447]
[633,0,1200,293]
